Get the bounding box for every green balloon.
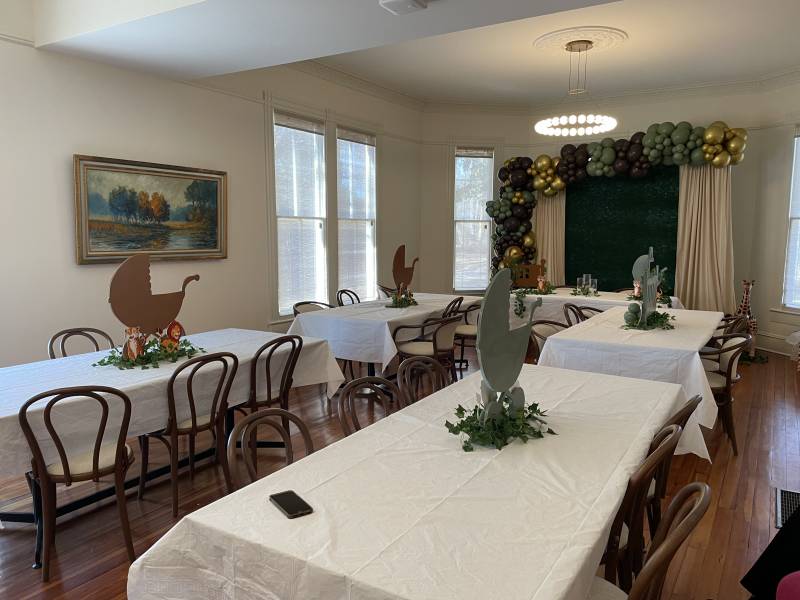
[674,154,689,166]
[628,302,641,314]
[663,137,672,147]
[671,128,690,145]
[586,142,600,154]
[686,140,696,150]
[674,143,686,153]
[624,312,638,326]
[662,154,675,166]
[601,147,616,165]
[676,121,692,131]
[601,137,615,148]
[642,133,656,148]
[692,126,706,137]
[657,122,676,135]
[690,148,706,165]
[646,123,659,136]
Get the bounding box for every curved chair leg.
[137,435,149,500]
[720,398,739,456]
[170,432,180,518]
[188,434,196,480]
[115,468,136,562]
[40,480,56,582]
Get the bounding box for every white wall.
[0,43,424,366]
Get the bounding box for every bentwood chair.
[336,289,360,306]
[702,315,748,371]
[419,296,464,341]
[455,303,481,376]
[701,333,751,455]
[138,352,238,516]
[226,408,314,492]
[646,395,702,536]
[48,327,115,358]
[292,301,333,316]
[530,320,570,363]
[19,386,136,581]
[393,315,462,382]
[589,482,711,600]
[337,376,402,436]
[603,424,682,591]
[563,303,603,326]
[377,283,397,298]
[397,356,449,404]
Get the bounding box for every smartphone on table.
[269,490,313,519]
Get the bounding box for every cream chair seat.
[455,323,477,337]
[396,341,435,357]
[587,576,626,600]
[177,413,212,431]
[701,357,720,371]
[47,443,134,477]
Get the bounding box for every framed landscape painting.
[74,155,227,263]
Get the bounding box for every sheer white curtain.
[534,191,566,285]
[453,148,493,291]
[675,164,736,313]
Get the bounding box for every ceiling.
[37,0,610,79]
[314,0,800,108]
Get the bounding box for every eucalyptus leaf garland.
[93,338,203,370]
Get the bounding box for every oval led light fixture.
[534,114,617,137]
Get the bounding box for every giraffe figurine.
[735,280,758,359]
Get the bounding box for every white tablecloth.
[128,365,685,600]
[288,293,482,367]
[538,306,722,460]
[512,288,683,324]
[0,329,344,478]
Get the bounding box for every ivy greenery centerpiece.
[93,338,203,370]
[512,285,555,318]
[386,287,418,308]
[570,284,600,297]
[622,305,675,330]
[447,268,555,452]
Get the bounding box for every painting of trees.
[150,192,170,223]
[184,179,218,226]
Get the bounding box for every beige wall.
[0,43,423,366]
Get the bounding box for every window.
[274,112,327,315]
[337,129,377,300]
[783,137,800,308]
[453,147,494,291]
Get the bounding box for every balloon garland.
[485,120,748,273]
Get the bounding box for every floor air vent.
[776,488,800,528]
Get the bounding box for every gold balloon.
[727,136,746,155]
[498,260,507,269]
[711,150,731,168]
[527,168,533,175]
[731,127,748,141]
[545,175,553,183]
[546,168,554,176]
[704,153,714,161]
[709,120,729,130]
[730,152,745,165]
[534,154,552,172]
[703,125,725,145]
[543,187,558,197]
[533,176,547,191]
[504,246,524,261]
[522,232,536,248]
[552,157,561,169]
[551,177,566,191]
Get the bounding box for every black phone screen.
[269,490,313,519]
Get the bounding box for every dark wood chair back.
[292,301,333,316]
[48,327,115,358]
[629,482,711,600]
[19,386,132,486]
[530,319,569,362]
[248,335,303,410]
[441,296,464,318]
[701,333,751,392]
[604,424,682,588]
[226,408,314,491]
[338,376,402,436]
[167,352,238,435]
[336,289,361,306]
[398,356,449,403]
[563,303,603,326]
[377,283,396,298]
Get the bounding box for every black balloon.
[497,167,509,182]
[626,143,643,162]
[575,169,587,182]
[503,216,521,231]
[577,143,588,152]
[630,131,645,145]
[557,163,569,177]
[574,148,589,166]
[561,144,576,158]
[519,157,533,170]
[613,158,630,174]
[511,204,528,218]
[509,169,528,188]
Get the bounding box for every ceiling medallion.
[533,26,629,52]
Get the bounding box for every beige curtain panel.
[675,164,736,314]
[534,190,566,286]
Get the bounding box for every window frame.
[781,135,800,310]
[452,146,495,294]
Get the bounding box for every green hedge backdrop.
[564,165,679,292]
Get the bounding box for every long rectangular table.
[288,292,482,367]
[128,364,685,600]
[537,306,722,460]
[512,288,683,325]
[0,328,344,479]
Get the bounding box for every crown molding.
[0,32,34,48]
[288,60,425,112]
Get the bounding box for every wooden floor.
[0,350,795,600]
